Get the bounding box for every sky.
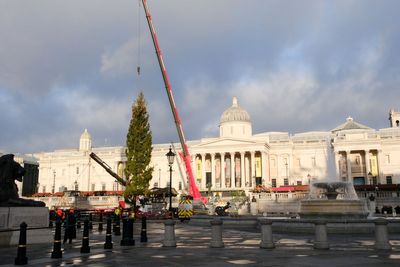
[1,0,400,154]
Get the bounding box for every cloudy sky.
[1,0,400,154]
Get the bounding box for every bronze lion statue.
[0,154,45,207]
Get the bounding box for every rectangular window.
[271,179,277,187]
[42,186,46,193]
[102,183,106,191]
[386,176,392,185]
[153,182,158,188]
[179,182,182,190]
[75,183,79,191]
[297,181,302,186]
[91,184,95,191]
[76,167,79,174]
[284,178,289,186]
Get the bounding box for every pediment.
[191,137,262,149]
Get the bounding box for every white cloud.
[100,39,138,77]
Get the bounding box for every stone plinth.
[0,207,51,247]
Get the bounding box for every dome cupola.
[219,97,252,138]
[79,129,92,151]
[220,96,251,123]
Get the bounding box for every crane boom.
[89,152,127,187]
[141,0,204,203]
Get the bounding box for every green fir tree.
[124,92,153,204]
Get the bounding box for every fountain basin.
[299,199,369,219]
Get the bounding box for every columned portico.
[230,152,235,188]
[221,153,226,189]
[346,150,352,182]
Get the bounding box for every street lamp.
[307,174,311,185]
[52,170,56,194]
[166,146,175,212]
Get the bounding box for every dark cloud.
[1,0,400,154]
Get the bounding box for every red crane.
[141,0,205,203]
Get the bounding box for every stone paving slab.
[0,222,399,266]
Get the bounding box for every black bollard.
[128,217,135,246]
[14,222,28,265]
[51,220,62,259]
[98,213,103,232]
[140,216,148,243]
[104,217,113,249]
[114,216,121,236]
[80,220,90,253]
[88,213,93,230]
[120,217,134,246]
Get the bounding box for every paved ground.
[1,221,400,267]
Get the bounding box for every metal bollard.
[374,218,391,250]
[128,218,135,245]
[88,213,93,230]
[120,217,134,246]
[259,218,275,249]
[98,213,103,233]
[210,218,224,248]
[140,216,148,242]
[80,220,90,253]
[313,220,329,250]
[14,222,28,265]
[163,219,176,247]
[51,220,62,259]
[114,216,121,236]
[104,216,113,250]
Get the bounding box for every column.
[346,150,352,182]
[240,152,245,188]
[261,152,268,186]
[334,152,340,180]
[221,153,226,189]
[230,152,235,188]
[365,150,371,184]
[201,153,206,190]
[191,155,196,190]
[211,153,215,190]
[377,150,383,184]
[250,152,255,187]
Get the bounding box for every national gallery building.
[34,97,400,196]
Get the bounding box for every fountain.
[299,140,369,219]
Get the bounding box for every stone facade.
[32,98,400,196]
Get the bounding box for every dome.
[220,97,251,124]
[80,129,91,140]
[79,129,92,151]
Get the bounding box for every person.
[63,210,77,244]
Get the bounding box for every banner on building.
[370,155,378,177]
[196,158,202,182]
[255,156,261,177]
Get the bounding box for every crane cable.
[137,0,141,77]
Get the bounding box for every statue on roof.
[0,154,45,207]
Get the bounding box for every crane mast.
[141,0,204,202]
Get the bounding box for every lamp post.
[52,170,56,194]
[307,174,311,185]
[166,147,175,212]
[285,161,289,186]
